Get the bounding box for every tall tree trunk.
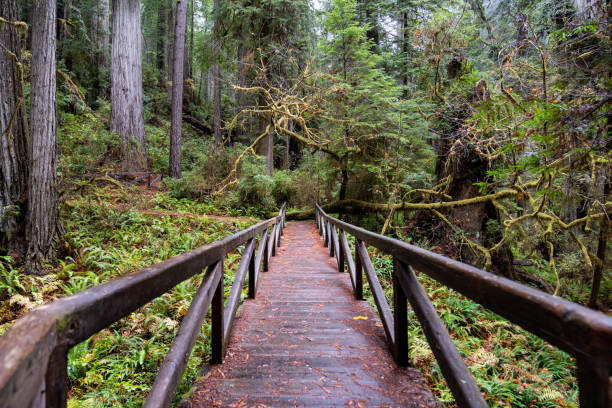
[0,0,29,255]
[188,0,194,80]
[27,0,58,274]
[588,181,610,308]
[588,130,612,308]
[212,0,222,146]
[156,3,167,75]
[91,0,110,101]
[266,117,274,176]
[169,0,188,178]
[111,0,147,170]
[357,0,379,52]
[93,0,110,70]
[401,10,409,98]
[166,0,174,90]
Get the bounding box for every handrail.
[0,203,287,408]
[315,203,612,408]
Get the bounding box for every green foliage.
[0,256,26,300]
[1,181,254,406]
[366,254,578,407]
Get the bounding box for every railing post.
[323,220,329,248]
[393,258,409,366]
[271,224,277,257]
[280,206,285,235]
[248,239,257,299]
[329,224,335,258]
[354,238,363,300]
[263,227,270,272]
[211,261,225,364]
[338,229,345,273]
[577,357,611,408]
[45,346,68,408]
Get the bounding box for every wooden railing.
[0,204,286,408]
[315,203,612,408]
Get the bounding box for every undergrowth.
[0,184,255,407]
[364,252,578,407]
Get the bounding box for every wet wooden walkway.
[184,222,435,407]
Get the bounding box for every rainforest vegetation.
[0,0,610,406]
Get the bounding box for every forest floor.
[0,181,258,407]
[0,180,581,407]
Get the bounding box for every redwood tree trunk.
[166,0,174,88]
[27,0,58,274]
[111,0,147,170]
[212,0,222,146]
[93,0,110,71]
[156,4,168,74]
[588,165,611,308]
[0,0,29,255]
[169,0,188,178]
[266,118,274,176]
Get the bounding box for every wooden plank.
[315,204,612,361]
[0,310,56,408]
[263,227,270,272]
[248,245,257,299]
[276,218,282,247]
[339,231,356,292]
[395,261,487,408]
[356,241,394,347]
[269,223,278,258]
[355,239,363,301]
[337,230,346,273]
[211,262,225,364]
[40,218,275,348]
[332,225,341,265]
[187,221,435,407]
[392,259,409,367]
[576,357,612,408]
[44,346,68,408]
[323,220,328,248]
[256,229,269,275]
[225,239,256,341]
[250,232,267,298]
[144,261,222,408]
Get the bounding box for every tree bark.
[588,156,611,308]
[156,3,167,74]
[212,0,222,147]
[27,0,58,274]
[188,0,194,80]
[169,0,188,178]
[0,0,29,255]
[111,0,147,171]
[266,118,274,176]
[401,10,409,98]
[167,0,174,88]
[92,0,110,71]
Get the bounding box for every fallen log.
[183,114,212,134]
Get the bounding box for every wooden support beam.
[211,262,225,364]
[145,261,222,407]
[356,241,394,347]
[395,261,487,407]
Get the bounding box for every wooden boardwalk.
[184,222,435,407]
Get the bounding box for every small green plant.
[0,256,26,299]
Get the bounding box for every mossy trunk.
[110,0,147,170]
[169,0,188,178]
[27,0,59,274]
[0,0,29,256]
